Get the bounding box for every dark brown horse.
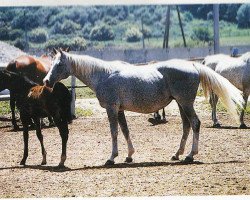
[6,55,52,130]
[0,70,72,167]
[6,48,69,130]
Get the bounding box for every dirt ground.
[0,98,249,198]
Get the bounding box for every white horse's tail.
[193,63,244,122]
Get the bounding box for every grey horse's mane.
[65,52,115,76]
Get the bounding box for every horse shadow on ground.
[148,118,168,126]
[0,160,245,173]
[206,125,250,130]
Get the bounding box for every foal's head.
[0,70,37,93]
[0,70,17,91]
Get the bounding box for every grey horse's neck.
[66,53,117,91]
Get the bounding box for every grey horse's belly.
[118,80,171,113]
[216,67,244,91]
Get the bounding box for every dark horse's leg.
[19,112,30,165]
[9,91,19,130]
[162,108,166,121]
[48,116,54,127]
[173,103,200,162]
[118,111,135,163]
[153,111,161,121]
[53,115,69,168]
[33,117,47,165]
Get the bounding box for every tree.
[191,27,212,43]
[125,27,142,42]
[237,4,250,28]
[29,28,48,43]
[90,24,115,41]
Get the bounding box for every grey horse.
[44,50,244,165]
[202,52,250,128]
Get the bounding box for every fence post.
[71,75,76,118]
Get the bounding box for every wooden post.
[176,5,187,47]
[213,4,220,54]
[71,75,76,118]
[141,18,145,49]
[163,6,171,49]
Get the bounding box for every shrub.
[191,26,212,43]
[0,26,9,40]
[51,20,81,35]
[45,36,87,51]
[125,27,142,42]
[29,28,47,43]
[14,38,26,50]
[9,29,24,40]
[90,24,115,41]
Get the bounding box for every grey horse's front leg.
[118,111,135,163]
[105,106,119,165]
[239,93,248,129]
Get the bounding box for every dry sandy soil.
[0,98,249,198]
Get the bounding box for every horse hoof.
[105,160,115,166]
[212,123,221,128]
[125,157,133,163]
[171,156,179,161]
[41,161,47,165]
[20,160,26,166]
[239,124,247,129]
[57,163,65,169]
[184,156,194,163]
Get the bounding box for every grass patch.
[0,101,11,115]
[60,77,96,99]
[75,107,93,117]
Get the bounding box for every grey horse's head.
[43,49,71,87]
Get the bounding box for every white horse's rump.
[203,52,250,128]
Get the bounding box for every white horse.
[43,50,244,165]
[202,52,250,128]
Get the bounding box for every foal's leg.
[53,116,69,168]
[33,118,47,165]
[118,111,135,163]
[209,92,220,127]
[177,104,201,162]
[239,93,249,129]
[154,111,161,121]
[171,104,191,161]
[105,106,119,165]
[162,108,166,121]
[19,114,30,165]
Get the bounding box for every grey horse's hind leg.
[175,103,200,162]
[171,104,191,161]
[209,92,220,128]
[239,93,249,129]
[105,106,119,165]
[118,111,135,163]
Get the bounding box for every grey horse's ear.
[65,47,70,52]
[52,47,58,55]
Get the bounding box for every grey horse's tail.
[193,63,244,122]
